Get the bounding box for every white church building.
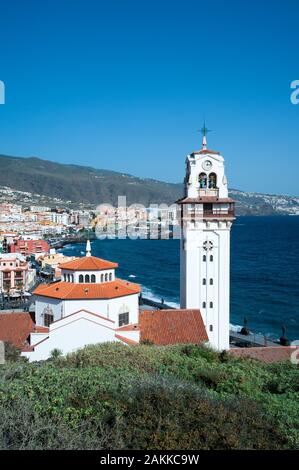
[22,241,141,361]
[177,127,235,350]
[15,129,235,361]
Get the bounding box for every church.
[17,130,234,360]
[177,126,235,350]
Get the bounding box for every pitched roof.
[0,312,36,349]
[59,256,118,271]
[191,149,220,155]
[139,309,208,345]
[33,278,140,300]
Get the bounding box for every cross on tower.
[199,122,211,149]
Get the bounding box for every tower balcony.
[198,188,219,197]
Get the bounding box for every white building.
[23,241,141,361]
[177,129,235,350]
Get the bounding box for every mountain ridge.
[0,154,298,215]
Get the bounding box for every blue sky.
[0,0,298,195]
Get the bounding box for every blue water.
[61,216,299,341]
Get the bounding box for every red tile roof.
[139,309,208,345]
[191,149,220,155]
[115,334,139,345]
[59,256,118,271]
[0,313,36,350]
[34,278,140,300]
[176,196,235,204]
[229,346,299,364]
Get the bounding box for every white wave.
[129,274,137,278]
[141,285,179,308]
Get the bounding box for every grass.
[0,342,298,449]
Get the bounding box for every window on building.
[210,255,213,262]
[202,302,206,308]
[44,313,54,327]
[208,173,217,189]
[67,274,70,282]
[101,274,104,282]
[85,274,90,283]
[199,172,207,189]
[202,278,206,285]
[210,278,213,285]
[71,274,74,283]
[91,274,96,283]
[109,273,112,281]
[105,273,108,282]
[209,325,213,332]
[209,302,213,308]
[79,274,84,283]
[203,203,213,213]
[203,255,206,262]
[118,312,129,327]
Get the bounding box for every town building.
[9,239,50,257]
[40,252,78,279]
[0,253,35,294]
[177,127,235,350]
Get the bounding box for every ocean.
[60,216,299,341]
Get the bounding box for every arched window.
[210,255,213,262]
[71,274,74,283]
[210,278,213,285]
[208,173,217,189]
[202,278,206,285]
[85,274,90,283]
[105,273,108,282]
[62,274,66,282]
[109,273,112,281]
[203,255,206,262]
[202,302,206,309]
[101,274,104,282]
[67,274,70,282]
[199,172,207,189]
[79,274,84,283]
[91,274,96,283]
[209,302,213,308]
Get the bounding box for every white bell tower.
[177,125,235,350]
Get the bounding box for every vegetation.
[0,342,298,450]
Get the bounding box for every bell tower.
[177,126,235,350]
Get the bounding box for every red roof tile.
[139,309,208,345]
[115,334,139,345]
[176,196,235,204]
[59,256,118,271]
[229,346,299,363]
[34,278,140,300]
[0,313,35,350]
[191,149,220,155]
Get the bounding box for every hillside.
[0,154,298,215]
[0,154,182,207]
[0,342,298,450]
